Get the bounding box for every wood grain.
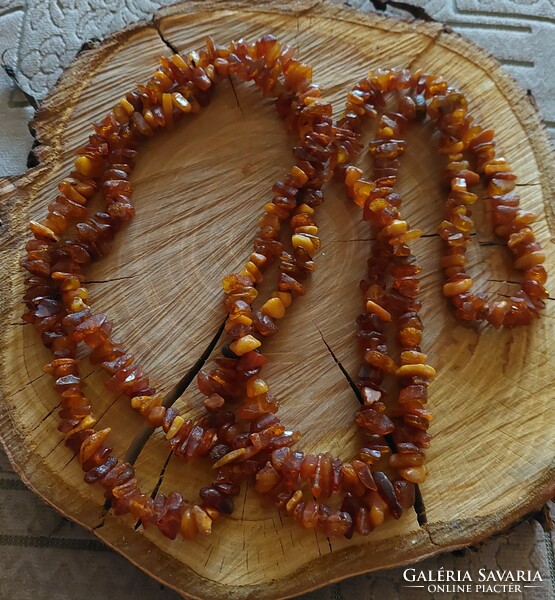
[1,2,554,599]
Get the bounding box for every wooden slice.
[1,1,554,598]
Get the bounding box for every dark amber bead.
[374,471,402,519]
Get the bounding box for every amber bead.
[321,511,353,537]
[364,350,397,374]
[255,462,281,493]
[356,408,394,435]
[394,480,416,509]
[399,465,427,483]
[373,471,402,519]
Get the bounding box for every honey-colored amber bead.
[440,254,467,268]
[514,251,545,270]
[321,511,353,537]
[255,462,281,493]
[165,416,185,440]
[172,92,192,112]
[353,179,375,207]
[290,165,309,185]
[79,428,111,464]
[452,213,474,232]
[75,156,103,178]
[400,228,422,244]
[53,273,80,289]
[212,447,246,469]
[29,221,59,242]
[400,351,427,365]
[192,505,212,535]
[130,395,161,417]
[244,261,263,283]
[399,465,427,483]
[390,452,425,468]
[292,234,317,256]
[162,93,174,128]
[229,335,261,356]
[64,415,97,439]
[526,265,547,285]
[396,364,436,380]
[246,376,269,397]
[295,203,314,216]
[285,490,303,513]
[341,463,366,496]
[118,97,135,116]
[273,291,292,308]
[69,298,88,312]
[230,314,252,327]
[507,227,535,249]
[483,158,511,176]
[295,225,318,236]
[443,278,472,296]
[353,459,377,490]
[143,109,157,128]
[153,68,174,89]
[366,300,392,322]
[378,219,407,240]
[364,350,397,374]
[203,394,224,412]
[171,53,189,70]
[259,212,281,229]
[261,297,286,319]
[249,252,267,269]
[366,492,386,527]
[204,506,220,521]
[179,507,197,540]
[345,165,362,189]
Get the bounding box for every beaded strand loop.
[21,37,547,541]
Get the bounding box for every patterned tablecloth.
[1,1,554,599]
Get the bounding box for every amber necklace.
[22,35,547,541]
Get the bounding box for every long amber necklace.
[22,35,547,541]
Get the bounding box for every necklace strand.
[22,35,548,541]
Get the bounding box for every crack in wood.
[12,372,46,396]
[149,450,173,501]
[313,323,363,405]
[122,317,227,511]
[152,18,179,55]
[421,523,443,547]
[328,232,479,243]
[478,240,504,247]
[370,0,436,22]
[489,278,520,285]
[488,279,554,301]
[414,483,427,526]
[39,402,60,425]
[162,317,227,409]
[43,436,65,460]
[228,76,245,119]
[123,423,155,465]
[133,449,173,531]
[92,504,110,531]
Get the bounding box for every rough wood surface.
[1,2,554,599]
